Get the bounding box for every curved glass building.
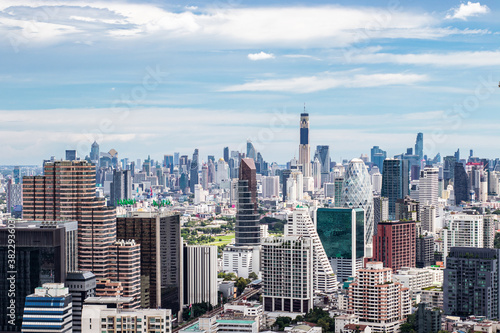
[340,158,374,256]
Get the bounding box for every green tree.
[274,317,292,331]
[235,277,251,293]
[248,272,258,280]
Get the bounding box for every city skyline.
[1,1,500,164]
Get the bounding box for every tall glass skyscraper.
[340,159,374,256]
[415,133,424,161]
[454,162,469,205]
[235,158,260,246]
[246,140,257,160]
[190,149,199,193]
[382,158,409,219]
[370,146,387,173]
[299,113,311,177]
[315,145,330,185]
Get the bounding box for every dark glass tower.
[381,158,409,218]
[370,146,387,173]
[190,149,199,193]
[223,147,229,162]
[235,158,260,246]
[454,162,469,205]
[315,145,330,184]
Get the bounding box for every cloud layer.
[446,2,490,20]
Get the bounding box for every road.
[173,287,261,332]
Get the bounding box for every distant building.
[65,149,77,161]
[441,214,484,259]
[371,146,387,173]
[454,162,469,204]
[416,234,434,268]
[110,169,132,206]
[21,283,73,333]
[382,158,409,219]
[299,113,311,177]
[183,245,218,306]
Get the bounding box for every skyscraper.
[382,158,409,219]
[246,140,257,160]
[372,220,416,272]
[183,245,218,306]
[190,148,199,193]
[66,149,77,161]
[315,145,330,185]
[66,271,96,333]
[223,146,229,162]
[235,158,260,246]
[110,169,132,206]
[454,162,469,205]
[341,159,374,256]
[90,141,99,162]
[415,133,423,161]
[444,247,500,319]
[370,146,387,173]
[299,112,311,177]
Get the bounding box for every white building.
[421,205,436,233]
[418,167,439,218]
[222,245,260,279]
[393,267,443,291]
[441,213,484,259]
[285,208,337,293]
[262,236,314,314]
[371,172,382,194]
[82,300,172,333]
[262,176,280,199]
[184,245,218,306]
[216,159,230,186]
[335,314,359,333]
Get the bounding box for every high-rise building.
[421,205,436,233]
[262,236,314,313]
[299,113,311,177]
[183,245,218,306]
[371,146,387,173]
[395,196,420,222]
[114,239,141,309]
[90,141,99,163]
[441,213,484,259]
[281,169,292,201]
[247,140,257,160]
[0,220,75,332]
[312,157,321,190]
[382,158,409,219]
[6,179,22,217]
[341,159,374,256]
[66,149,77,161]
[416,235,434,268]
[418,167,438,212]
[116,212,183,316]
[21,283,73,333]
[201,163,209,189]
[190,149,199,193]
[315,145,330,185]
[415,303,442,333]
[415,133,423,161]
[66,271,96,333]
[286,208,337,293]
[235,158,260,246]
[372,220,416,272]
[484,215,497,249]
[334,176,344,207]
[223,146,229,162]
[348,262,411,333]
[444,247,500,319]
[454,162,469,205]
[110,169,132,206]
[262,176,279,198]
[373,196,389,227]
[316,208,365,282]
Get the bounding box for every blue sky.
[1,0,499,165]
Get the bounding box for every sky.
[1,0,500,165]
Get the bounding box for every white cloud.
[446,2,490,20]
[0,2,484,49]
[349,50,500,67]
[248,51,275,61]
[221,72,428,93]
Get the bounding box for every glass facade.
[316,208,364,260]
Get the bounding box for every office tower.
[286,170,304,202]
[246,140,257,160]
[183,245,218,306]
[114,240,141,309]
[371,170,382,193]
[341,159,374,256]
[13,166,20,184]
[66,149,77,161]
[370,146,387,173]
[190,148,199,193]
[454,162,469,205]
[66,272,96,333]
[200,163,208,190]
[0,221,71,331]
[207,159,216,184]
[348,262,411,333]
[262,176,279,198]
[116,212,183,315]
[415,133,423,161]
[21,283,72,333]
[312,157,321,190]
[316,208,365,282]
[418,167,438,208]
[395,196,420,222]
[382,158,409,218]
[299,112,311,177]
[334,176,343,207]
[110,169,132,206]
[194,184,205,204]
[410,165,420,181]
[441,214,484,259]
[372,220,416,272]
[324,182,335,198]
[416,235,434,268]
[444,247,500,319]
[216,158,229,185]
[82,299,172,333]
[235,158,260,246]
[315,145,330,185]
[286,208,337,293]
[6,179,22,217]
[90,141,99,163]
[484,215,497,249]
[262,236,314,313]
[223,146,229,162]
[164,154,174,172]
[281,169,292,201]
[373,196,389,226]
[421,205,436,233]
